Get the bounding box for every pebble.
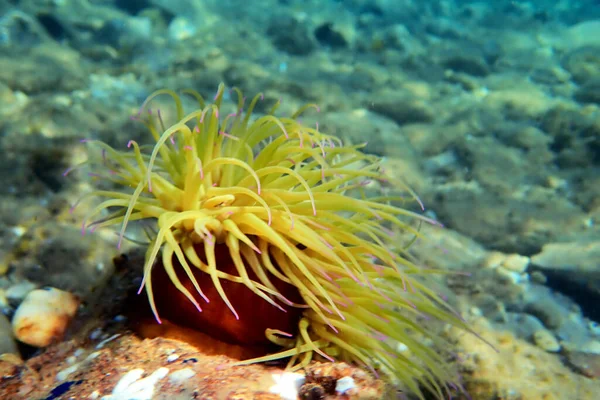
[95,333,120,349]
[482,251,505,269]
[585,340,600,354]
[56,364,78,382]
[89,328,103,340]
[502,254,530,273]
[102,367,169,400]
[335,376,356,394]
[5,280,38,304]
[168,368,195,385]
[269,372,305,400]
[168,17,196,42]
[483,251,530,273]
[12,287,79,347]
[166,354,179,363]
[533,329,561,352]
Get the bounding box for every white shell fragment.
[269,372,306,400]
[101,367,169,400]
[335,376,356,394]
[12,287,80,347]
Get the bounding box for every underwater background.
[0,0,599,399]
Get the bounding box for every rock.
[94,17,152,49]
[0,331,388,399]
[10,221,115,298]
[0,10,51,47]
[0,313,18,356]
[562,46,600,84]
[502,254,530,274]
[575,78,600,105]
[482,252,530,273]
[0,82,28,120]
[12,288,80,347]
[566,351,600,378]
[533,329,561,352]
[531,240,600,274]
[4,280,37,308]
[442,54,490,77]
[566,19,600,48]
[484,81,557,118]
[407,223,488,272]
[115,0,153,15]
[539,104,599,168]
[0,44,86,94]
[317,108,421,159]
[380,24,419,53]
[369,92,435,125]
[167,17,196,42]
[314,23,348,49]
[456,322,598,399]
[267,15,316,56]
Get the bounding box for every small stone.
[502,254,530,273]
[168,367,195,385]
[335,376,356,394]
[442,54,490,77]
[12,288,79,347]
[5,281,38,304]
[267,15,316,56]
[270,372,306,400]
[168,17,196,42]
[104,367,169,400]
[585,340,600,355]
[482,251,505,269]
[496,267,528,284]
[533,329,561,352]
[530,271,547,284]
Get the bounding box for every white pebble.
[269,372,305,400]
[168,368,195,385]
[502,254,530,273]
[335,376,356,394]
[533,330,561,352]
[102,367,169,400]
[12,288,79,347]
[168,17,197,41]
[396,342,408,353]
[86,351,101,361]
[11,226,26,237]
[56,364,79,381]
[112,369,144,394]
[5,281,38,302]
[95,333,120,349]
[73,348,85,358]
[166,354,179,363]
[89,328,103,340]
[66,355,78,365]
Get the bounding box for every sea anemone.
[73,84,470,398]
